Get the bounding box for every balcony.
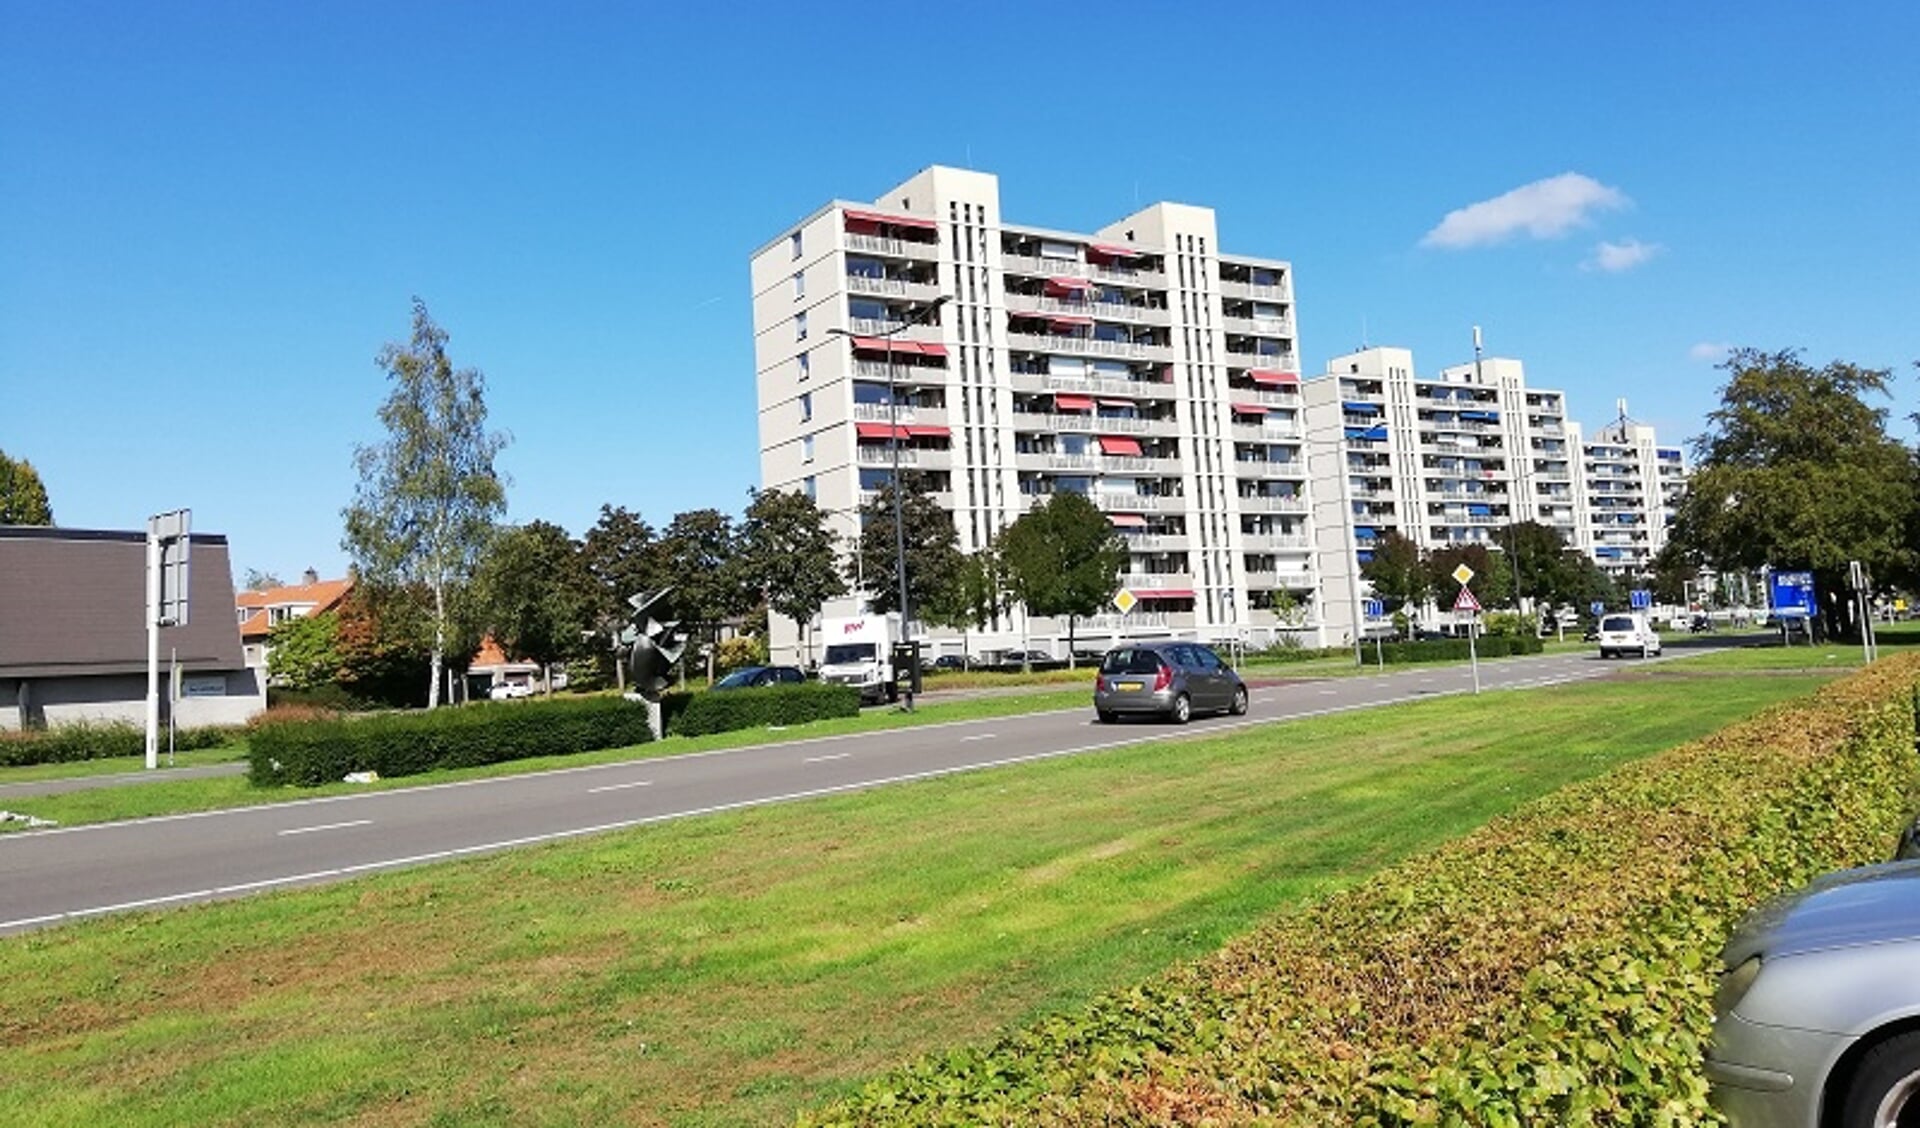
[1237,494,1308,514]
[1241,532,1313,552]
[845,232,936,259]
[857,446,945,468]
[1015,412,1178,437]
[1232,422,1301,442]
[1216,278,1288,302]
[1221,314,1295,338]
[1121,534,1190,553]
[852,403,948,427]
[1224,348,1297,369]
[1090,491,1181,512]
[1079,611,1177,631]
[852,358,946,382]
[1006,331,1171,363]
[1231,387,1300,408]
[1007,371,1177,401]
[1004,292,1171,327]
[1123,571,1195,590]
[1102,454,1184,475]
[846,274,941,302]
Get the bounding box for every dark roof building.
[1,526,263,731]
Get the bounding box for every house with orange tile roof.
[235,568,354,671]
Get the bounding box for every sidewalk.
[0,760,247,801]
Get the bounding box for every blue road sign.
[1590,600,1605,617]
[1629,588,1652,610]
[1768,571,1817,618]
[1363,599,1384,619]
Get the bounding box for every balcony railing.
[1237,494,1308,513]
[856,446,930,467]
[1123,572,1194,590]
[1221,315,1295,338]
[1089,491,1180,512]
[1216,279,1288,301]
[1006,331,1166,361]
[852,358,945,381]
[1241,533,1313,552]
[845,232,936,258]
[1121,534,1190,553]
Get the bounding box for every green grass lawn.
[0,669,1831,1128]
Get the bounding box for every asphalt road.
[0,646,1717,935]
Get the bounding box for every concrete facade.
[752,167,1323,664]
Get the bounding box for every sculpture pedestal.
[623,692,663,742]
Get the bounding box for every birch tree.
[343,298,509,707]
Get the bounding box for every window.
[793,271,805,300]
[795,311,808,341]
[798,350,810,380]
[796,392,813,423]
[801,434,814,463]
[803,475,816,500]
[790,231,802,259]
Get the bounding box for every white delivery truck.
[817,614,903,705]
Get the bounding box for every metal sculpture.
[621,589,685,702]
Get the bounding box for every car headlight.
[1715,955,1763,1015]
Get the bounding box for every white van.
[1597,612,1662,659]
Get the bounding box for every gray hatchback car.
[1093,641,1247,724]
[1708,860,1920,1127]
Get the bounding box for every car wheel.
[1096,708,1118,724]
[1228,685,1249,716]
[1168,693,1191,725]
[1838,1030,1920,1128]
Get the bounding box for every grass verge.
[0,669,1829,1127]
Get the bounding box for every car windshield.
[823,643,876,664]
[1601,616,1636,632]
[714,669,759,688]
[1100,648,1164,676]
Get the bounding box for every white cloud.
[1420,172,1629,249]
[1688,342,1732,362]
[1583,238,1663,273]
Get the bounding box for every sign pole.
[145,532,161,770]
[1449,563,1481,694]
[1467,606,1480,694]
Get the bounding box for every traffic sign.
[1453,586,1482,614]
[1629,588,1652,610]
[1452,563,1475,586]
[1590,600,1605,617]
[1363,599,1384,619]
[1112,589,1138,615]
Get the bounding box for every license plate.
[1117,681,1143,692]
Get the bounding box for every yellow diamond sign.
[1451,563,1475,586]
[1113,589,1139,614]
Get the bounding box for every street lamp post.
[829,293,950,711]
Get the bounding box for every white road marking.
[587,779,654,794]
[803,753,850,764]
[959,733,997,742]
[1318,689,1337,696]
[276,819,372,837]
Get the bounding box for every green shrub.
[1373,634,1543,663]
[805,655,1920,1126]
[267,684,379,712]
[248,695,655,787]
[667,683,860,738]
[0,721,234,768]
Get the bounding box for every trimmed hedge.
[805,655,1920,1125]
[249,695,655,786]
[665,682,861,738]
[1372,634,1544,663]
[0,721,234,769]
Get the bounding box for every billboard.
[1768,571,1817,619]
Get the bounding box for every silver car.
[1093,641,1248,724]
[1708,860,1920,1126]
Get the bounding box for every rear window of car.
[1601,616,1636,632]
[1100,648,1165,676]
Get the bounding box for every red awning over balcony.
[917,342,949,357]
[1098,435,1144,456]
[850,338,949,359]
[1231,402,1269,415]
[843,208,937,231]
[1054,394,1095,411]
[1087,243,1142,258]
[855,422,909,440]
[1132,588,1196,600]
[1107,513,1149,528]
[1045,277,1094,295]
[906,424,950,438]
[1246,369,1299,386]
[1047,314,1094,328]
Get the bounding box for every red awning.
[917,342,949,358]
[1045,276,1094,294]
[1047,314,1094,328]
[1054,394,1095,411]
[1133,588,1196,600]
[1231,402,1269,415]
[1107,513,1149,528]
[1098,435,1144,456]
[906,424,950,438]
[843,208,937,231]
[1088,242,1142,258]
[849,336,892,352]
[854,422,908,440]
[1246,369,1299,385]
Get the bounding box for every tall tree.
[1424,542,1513,611]
[0,450,53,525]
[996,491,1130,667]
[266,611,342,691]
[1669,348,1918,637]
[243,568,286,592]
[853,474,963,622]
[738,487,847,663]
[1359,530,1428,612]
[655,508,753,685]
[342,298,510,708]
[473,520,594,693]
[580,504,661,689]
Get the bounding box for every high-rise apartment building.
[750,167,1326,663]
[1573,405,1687,577]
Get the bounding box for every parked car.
[928,655,968,673]
[998,649,1054,669]
[1093,640,1247,724]
[1707,859,1920,1126]
[710,665,806,691]
[488,681,533,700]
[1596,612,1662,658]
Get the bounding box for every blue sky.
[5,2,1917,580]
